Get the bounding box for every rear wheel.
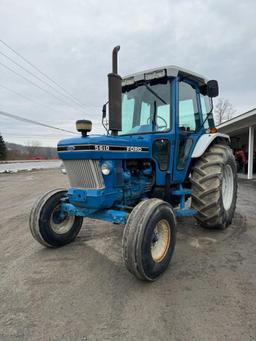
[122,199,176,281]
[191,143,237,229]
[30,188,83,247]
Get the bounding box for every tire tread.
[191,143,237,229]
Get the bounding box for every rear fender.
[191,133,230,158]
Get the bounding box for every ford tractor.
[30,46,237,281]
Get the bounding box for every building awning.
[217,108,256,135]
[217,108,256,180]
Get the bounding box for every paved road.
[0,170,255,341]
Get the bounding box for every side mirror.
[207,80,219,98]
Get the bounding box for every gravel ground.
[0,169,255,341]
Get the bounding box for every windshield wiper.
[144,83,167,104]
[197,111,213,132]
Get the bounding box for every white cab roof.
[123,65,208,84]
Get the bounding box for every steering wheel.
[147,116,168,131]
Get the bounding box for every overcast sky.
[0,0,255,146]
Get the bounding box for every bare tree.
[214,98,236,125]
[26,140,41,157]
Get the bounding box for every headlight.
[60,164,67,175]
[101,163,111,175]
[76,119,92,136]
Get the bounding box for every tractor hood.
[57,134,151,160]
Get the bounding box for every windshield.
[119,81,171,135]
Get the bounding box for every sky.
[0,0,255,146]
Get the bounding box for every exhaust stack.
[108,46,122,135]
[112,45,120,74]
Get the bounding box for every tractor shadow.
[76,211,247,254]
[177,211,247,249]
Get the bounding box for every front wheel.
[122,199,176,281]
[29,188,83,247]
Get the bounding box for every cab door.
[172,79,202,183]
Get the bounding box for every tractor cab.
[117,65,218,184]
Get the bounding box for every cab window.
[178,81,200,131]
[200,94,215,129]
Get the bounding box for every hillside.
[6,142,57,160]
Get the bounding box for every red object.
[30,156,43,160]
[235,150,247,165]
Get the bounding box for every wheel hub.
[222,164,234,211]
[151,219,171,263]
[50,205,75,235]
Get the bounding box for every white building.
[217,108,256,179]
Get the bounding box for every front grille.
[63,160,105,189]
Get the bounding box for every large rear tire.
[191,143,237,229]
[122,199,176,281]
[30,188,83,247]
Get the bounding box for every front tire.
[122,199,176,281]
[30,188,83,247]
[191,143,237,229]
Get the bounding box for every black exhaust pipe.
[108,46,122,135]
[112,45,120,74]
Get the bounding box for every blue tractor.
[30,46,237,281]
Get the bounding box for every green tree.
[0,134,7,160]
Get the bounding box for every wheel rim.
[222,164,234,211]
[151,219,171,263]
[50,205,75,234]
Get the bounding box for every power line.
[4,135,65,139]
[0,83,101,114]
[0,83,65,112]
[2,132,69,137]
[0,60,82,109]
[0,39,86,108]
[0,49,85,111]
[0,110,78,134]
[3,133,68,141]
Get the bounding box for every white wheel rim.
[151,219,171,263]
[222,164,234,211]
[50,206,75,234]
